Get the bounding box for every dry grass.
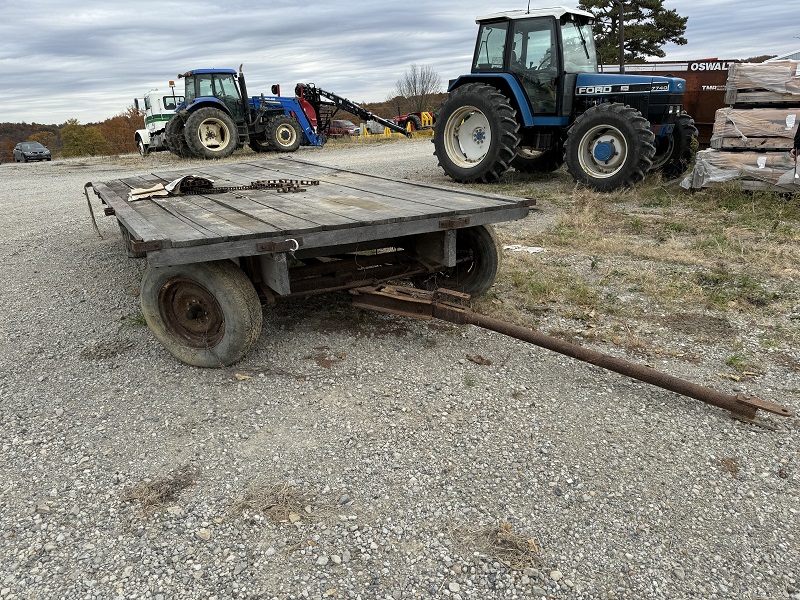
[449,522,541,571]
[482,173,800,363]
[231,482,331,524]
[121,465,198,510]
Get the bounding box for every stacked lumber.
[725,61,800,105]
[710,107,798,150]
[682,62,800,191]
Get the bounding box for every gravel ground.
[1,141,798,600]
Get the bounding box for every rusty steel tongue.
[350,285,793,426]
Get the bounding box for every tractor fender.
[183,98,233,117]
[448,74,535,126]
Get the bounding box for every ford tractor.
[164,67,409,160]
[434,7,697,191]
[133,87,184,155]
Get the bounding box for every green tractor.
[434,7,697,191]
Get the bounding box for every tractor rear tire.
[165,114,192,158]
[512,146,564,173]
[434,83,520,183]
[184,107,238,159]
[650,112,698,179]
[267,115,302,152]
[565,103,655,191]
[412,225,501,297]
[140,260,262,368]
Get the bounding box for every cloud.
[0,1,796,124]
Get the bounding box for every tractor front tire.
[248,135,272,153]
[165,114,192,158]
[565,103,655,191]
[433,83,520,183]
[140,261,262,368]
[137,137,149,156]
[650,112,698,179]
[267,115,302,152]
[512,146,564,173]
[184,107,238,159]
[413,225,501,297]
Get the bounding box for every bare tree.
[394,64,442,114]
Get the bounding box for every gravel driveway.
[1,141,798,600]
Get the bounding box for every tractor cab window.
[144,97,152,111]
[510,19,558,114]
[562,19,597,73]
[162,96,183,111]
[472,21,508,71]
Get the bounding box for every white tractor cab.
[133,85,185,155]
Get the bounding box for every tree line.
[0,107,143,162]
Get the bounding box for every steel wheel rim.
[196,118,232,151]
[443,105,491,168]
[650,135,675,170]
[577,124,629,179]
[158,278,225,348]
[275,124,297,147]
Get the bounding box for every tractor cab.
[179,69,247,123]
[472,8,597,116]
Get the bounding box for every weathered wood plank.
[102,178,213,246]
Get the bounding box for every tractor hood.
[575,73,687,95]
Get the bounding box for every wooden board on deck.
[91,156,531,266]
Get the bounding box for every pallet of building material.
[710,107,799,150]
[681,148,797,191]
[725,61,800,105]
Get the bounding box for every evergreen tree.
[579,0,688,64]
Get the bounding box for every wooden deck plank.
[187,161,496,222]
[101,178,213,246]
[120,171,324,237]
[184,164,443,225]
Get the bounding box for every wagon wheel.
[413,225,501,297]
[140,261,262,367]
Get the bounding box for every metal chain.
[182,179,320,195]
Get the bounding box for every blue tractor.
[434,7,697,191]
[165,67,409,159]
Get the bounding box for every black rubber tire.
[266,115,302,152]
[512,146,564,173]
[137,137,149,156]
[165,114,192,158]
[650,112,698,179]
[413,225,501,297]
[184,107,238,159]
[406,114,423,131]
[140,261,263,368]
[248,135,272,153]
[565,103,655,191]
[433,83,520,183]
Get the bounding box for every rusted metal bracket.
[129,239,163,253]
[257,238,303,253]
[439,217,470,229]
[350,285,794,425]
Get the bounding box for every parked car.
[328,119,359,137]
[14,142,51,162]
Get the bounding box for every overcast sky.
[1,1,798,125]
